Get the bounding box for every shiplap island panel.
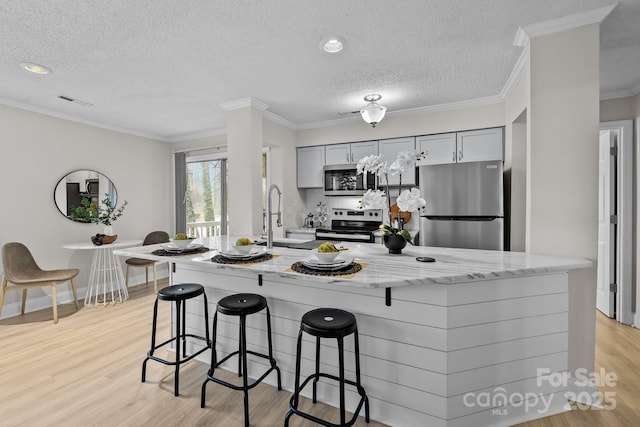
[115,237,590,427]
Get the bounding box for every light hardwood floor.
[1,282,639,427]
[0,281,382,427]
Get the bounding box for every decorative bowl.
[171,238,195,248]
[102,235,118,244]
[314,250,339,263]
[91,234,118,246]
[233,244,255,255]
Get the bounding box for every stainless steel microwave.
[323,164,376,196]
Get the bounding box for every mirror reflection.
[54,170,117,223]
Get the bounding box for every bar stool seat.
[142,283,210,396]
[285,308,370,427]
[201,293,282,427]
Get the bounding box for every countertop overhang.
[114,236,591,289]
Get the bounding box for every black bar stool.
[285,308,370,427]
[142,283,210,396]
[201,293,282,427]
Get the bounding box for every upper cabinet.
[416,133,457,165]
[297,146,325,188]
[416,128,503,166]
[325,140,378,165]
[378,137,416,186]
[456,128,503,163]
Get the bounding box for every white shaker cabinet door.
[456,128,504,163]
[378,137,416,186]
[325,143,351,165]
[349,140,378,164]
[297,146,325,188]
[416,133,457,166]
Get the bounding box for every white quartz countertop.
[113,236,591,289]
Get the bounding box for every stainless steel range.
[315,208,383,243]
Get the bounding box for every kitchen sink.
[255,240,291,248]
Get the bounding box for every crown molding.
[164,126,228,143]
[220,96,269,111]
[514,3,617,47]
[0,96,169,141]
[262,109,297,130]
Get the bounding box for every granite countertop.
[114,236,591,289]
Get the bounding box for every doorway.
[596,120,633,324]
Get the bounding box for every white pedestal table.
[64,240,142,307]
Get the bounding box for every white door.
[596,130,615,317]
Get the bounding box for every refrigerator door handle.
[422,215,502,221]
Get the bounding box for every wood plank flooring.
[0,282,382,427]
[2,282,639,426]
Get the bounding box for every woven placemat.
[289,262,363,277]
[211,253,276,265]
[151,247,210,257]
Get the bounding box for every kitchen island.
[115,237,590,427]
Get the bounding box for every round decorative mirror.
[54,170,118,223]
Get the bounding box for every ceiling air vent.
[58,95,93,107]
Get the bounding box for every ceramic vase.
[383,234,407,254]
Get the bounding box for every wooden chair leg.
[152,264,158,294]
[0,277,7,318]
[145,266,149,287]
[51,282,58,324]
[21,289,27,315]
[125,265,131,288]
[70,278,79,310]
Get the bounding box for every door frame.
[599,120,633,325]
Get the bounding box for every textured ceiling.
[0,0,638,141]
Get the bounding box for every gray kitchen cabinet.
[378,136,416,186]
[416,128,503,166]
[416,132,457,165]
[325,140,378,165]
[456,128,503,163]
[297,146,325,188]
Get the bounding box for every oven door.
[315,229,374,243]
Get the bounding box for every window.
[185,158,228,237]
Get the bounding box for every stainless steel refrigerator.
[418,161,505,250]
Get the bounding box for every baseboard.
[0,287,81,319]
[567,376,604,409]
[0,270,168,320]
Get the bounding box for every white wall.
[0,105,172,318]
[528,24,600,379]
[263,118,305,232]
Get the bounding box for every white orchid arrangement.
[356,150,426,244]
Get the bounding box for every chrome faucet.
[267,184,282,249]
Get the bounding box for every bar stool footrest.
[287,372,368,427]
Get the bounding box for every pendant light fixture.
[360,94,386,127]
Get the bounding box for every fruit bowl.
[171,238,195,249]
[314,250,339,263]
[233,244,255,254]
[91,234,118,246]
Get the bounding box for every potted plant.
[357,151,426,254]
[69,194,127,236]
[95,194,128,235]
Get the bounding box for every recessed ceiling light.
[20,62,52,75]
[320,37,344,53]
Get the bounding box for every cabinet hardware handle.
[347,153,350,162]
[351,153,354,162]
[452,152,456,162]
[458,150,463,161]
